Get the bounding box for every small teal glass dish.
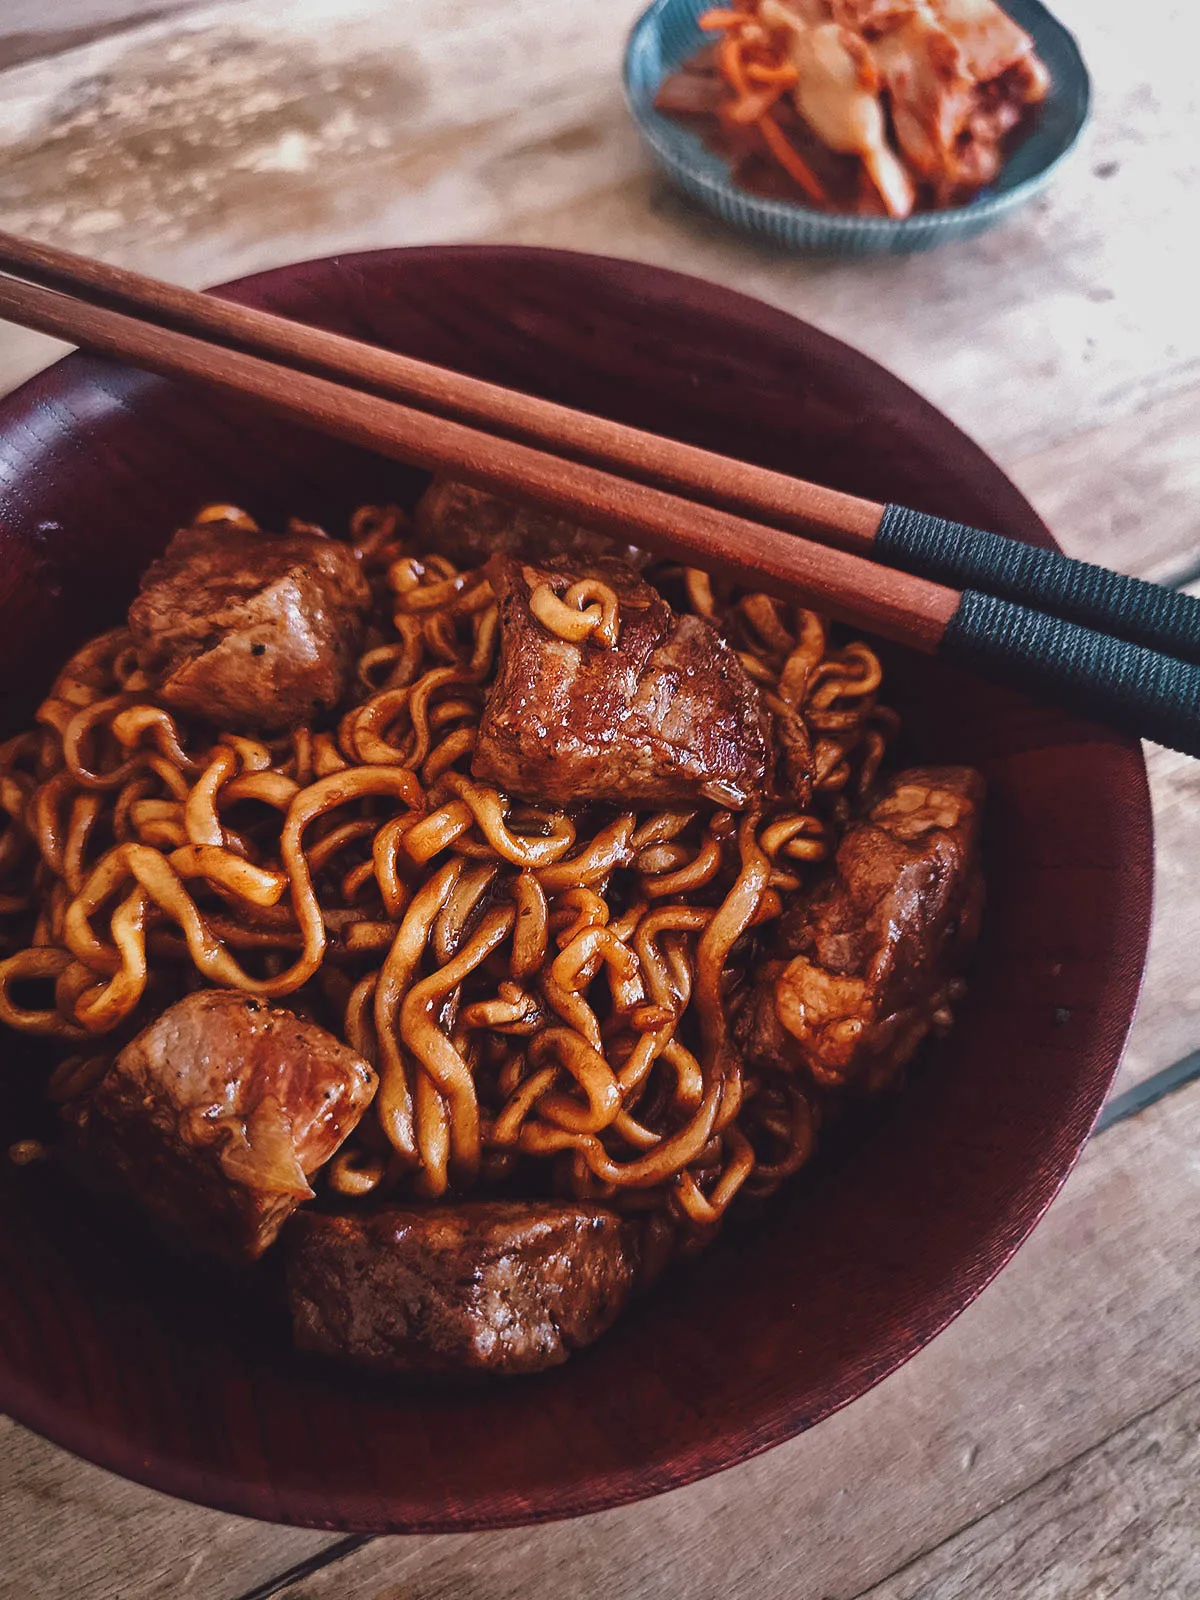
[624,0,1091,255]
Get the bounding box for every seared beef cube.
[287,1201,649,1375]
[416,475,648,570]
[740,766,984,1091]
[472,553,773,808]
[71,990,377,1262]
[128,520,372,733]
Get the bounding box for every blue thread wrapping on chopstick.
[940,592,1200,757]
[877,505,1200,665]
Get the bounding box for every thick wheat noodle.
[0,503,897,1234]
[544,926,641,1049]
[551,886,609,947]
[413,1066,452,1197]
[63,792,104,894]
[312,732,348,775]
[372,858,463,1165]
[684,568,716,619]
[635,906,713,1012]
[629,809,697,851]
[341,859,378,901]
[72,886,149,1032]
[0,947,86,1036]
[526,1027,622,1134]
[640,834,724,898]
[31,770,75,877]
[340,920,396,955]
[345,970,379,1065]
[421,724,476,785]
[307,818,380,874]
[491,1063,558,1145]
[327,1144,387,1196]
[221,771,299,809]
[760,812,829,863]
[433,863,498,965]
[534,815,638,891]
[459,981,540,1032]
[633,842,690,875]
[399,903,515,1191]
[372,812,421,917]
[528,577,620,649]
[510,871,549,978]
[441,774,577,868]
[63,695,155,791]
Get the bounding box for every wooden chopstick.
[2,255,1200,760]
[0,229,880,550]
[2,229,1199,670]
[0,270,957,652]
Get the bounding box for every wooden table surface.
[1,0,1197,1594]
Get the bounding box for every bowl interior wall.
[0,247,1151,1531]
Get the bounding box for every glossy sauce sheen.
[0,247,1152,1532]
[129,522,372,733]
[71,990,377,1261]
[740,766,985,1093]
[474,551,772,807]
[287,1201,668,1375]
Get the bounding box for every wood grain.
[4,1081,1198,1600]
[1009,385,1200,588]
[0,0,1195,464]
[0,247,1150,1537]
[0,1417,335,1600]
[0,0,1195,1591]
[1115,740,1200,1093]
[252,1084,1200,1599]
[0,1,196,73]
[859,1380,1200,1600]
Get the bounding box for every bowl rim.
[0,243,1153,1532]
[623,0,1093,239]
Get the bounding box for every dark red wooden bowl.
[0,247,1152,1532]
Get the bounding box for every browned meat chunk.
[70,990,377,1262]
[287,1201,652,1375]
[128,519,372,733]
[416,475,648,570]
[472,553,774,808]
[739,766,984,1092]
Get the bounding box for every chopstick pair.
[0,229,1198,756]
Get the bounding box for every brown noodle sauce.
[0,502,897,1235]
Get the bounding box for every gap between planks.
[854,1377,1200,1600]
[0,1,1194,1590]
[0,0,1196,467]
[174,1079,1200,1600]
[4,1048,1198,1600]
[223,1078,1200,1600]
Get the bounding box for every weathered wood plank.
[0,0,1196,1592]
[0,2,200,74]
[0,0,1197,464]
[3,1059,1197,1600]
[1115,741,1200,1096]
[0,1415,334,1600]
[250,1083,1199,1600]
[1008,383,1200,586]
[479,0,1200,463]
[858,1379,1200,1600]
